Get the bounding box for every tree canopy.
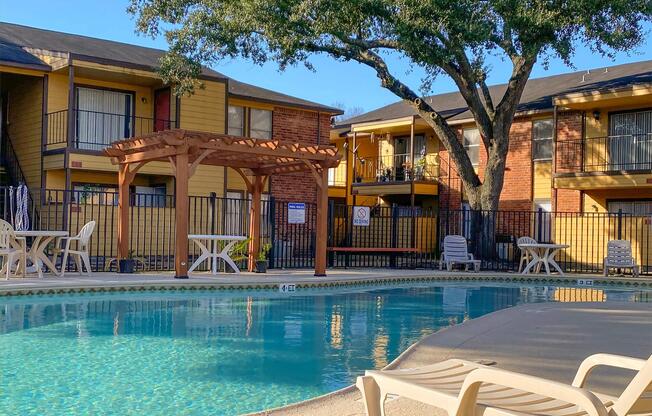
[129,0,652,210]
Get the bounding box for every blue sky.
[2,0,652,116]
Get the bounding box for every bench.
[327,247,420,268]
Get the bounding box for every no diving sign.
[353,206,370,226]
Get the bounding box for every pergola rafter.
[105,129,340,278]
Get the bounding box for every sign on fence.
[353,206,370,226]
[288,202,306,224]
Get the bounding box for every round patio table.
[15,230,69,278]
[519,243,569,276]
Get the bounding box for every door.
[154,88,171,132]
[394,137,408,180]
[533,200,551,242]
[609,110,652,170]
[76,87,133,150]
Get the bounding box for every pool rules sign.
[288,202,306,224]
[353,206,370,226]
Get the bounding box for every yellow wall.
[6,76,43,190]
[583,188,652,212]
[533,161,552,201]
[180,80,226,133]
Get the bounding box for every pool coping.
[1,271,652,297]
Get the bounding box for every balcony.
[46,109,175,152]
[355,153,438,183]
[556,134,652,174]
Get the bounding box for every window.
[463,128,480,166]
[228,105,244,136]
[72,184,118,205]
[76,87,133,150]
[607,200,652,216]
[134,185,167,207]
[609,110,652,170]
[250,108,272,139]
[532,119,553,160]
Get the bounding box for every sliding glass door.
[609,110,652,170]
[76,87,133,150]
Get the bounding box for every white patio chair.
[604,240,640,278]
[0,219,24,279]
[357,353,652,416]
[439,235,480,272]
[517,236,538,273]
[52,221,96,276]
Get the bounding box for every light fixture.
[141,97,148,104]
[592,110,600,120]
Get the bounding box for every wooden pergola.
[104,129,341,278]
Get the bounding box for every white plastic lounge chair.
[357,353,652,416]
[439,235,480,272]
[604,240,640,278]
[517,236,538,273]
[52,221,96,276]
[0,219,24,279]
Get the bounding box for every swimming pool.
[1,282,650,415]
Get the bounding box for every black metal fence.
[3,185,652,275]
[328,204,438,268]
[438,208,652,274]
[0,187,318,272]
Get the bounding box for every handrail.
[556,133,652,173]
[355,153,438,183]
[45,108,176,151]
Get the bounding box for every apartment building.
[0,22,340,206]
[330,60,652,218]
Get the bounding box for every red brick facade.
[439,117,535,211]
[554,111,583,212]
[270,107,331,203]
[438,113,584,213]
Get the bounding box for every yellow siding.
[228,97,274,111]
[180,80,226,133]
[47,73,69,112]
[7,76,43,190]
[555,173,652,190]
[554,215,652,271]
[583,189,652,212]
[189,166,225,197]
[0,65,46,77]
[43,154,65,170]
[533,161,552,200]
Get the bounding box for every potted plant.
[118,250,137,273]
[255,243,272,273]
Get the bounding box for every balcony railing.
[556,134,652,174]
[355,153,438,183]
[46,109,175,152]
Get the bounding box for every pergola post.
[175,152,189,278]
[248,175,263,272]
[117,164,132,260]
[314,166,329,276]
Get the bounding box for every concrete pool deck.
[258,301,652,416]
[1,268,651,296]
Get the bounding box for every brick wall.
[270,107,331,203]
[554,111,583,212]
[438,117,534,211]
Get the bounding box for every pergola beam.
[105,129,341,279]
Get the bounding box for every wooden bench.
[327,247,420,268]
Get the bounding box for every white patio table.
[188,235,248,274]
[15,230,69,278]
[519,243,569,275]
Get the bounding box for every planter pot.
[255,260,268,273]
[118,259,136,274]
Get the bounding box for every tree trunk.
[466,129,510,262]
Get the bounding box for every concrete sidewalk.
[259,301,652,416]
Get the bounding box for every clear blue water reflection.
[0,283,649,415]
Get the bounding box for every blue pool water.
[1,283,650,415]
